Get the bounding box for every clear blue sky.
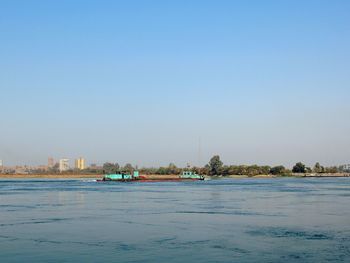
[1,0,349,168]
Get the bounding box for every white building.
[0,160,3,167]
[59,159,70,172]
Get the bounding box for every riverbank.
[0,174,181,180]
[0,174,99,179]
[0,173,349,179]
[223,173,350,178]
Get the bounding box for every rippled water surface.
[1,178,350,262]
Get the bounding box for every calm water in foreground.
[1,178,350,262]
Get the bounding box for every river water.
[0,178,349,262]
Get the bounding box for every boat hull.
[97,177,204,182]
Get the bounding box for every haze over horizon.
[1,0,350,168]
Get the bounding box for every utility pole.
[198,136,202,167]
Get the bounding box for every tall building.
[0,160,3,168]
[48,157,54,168]
[59,159,69,172]
[75,157,85,170]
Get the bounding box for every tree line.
[98,155,340,176]
[4,155,341,176]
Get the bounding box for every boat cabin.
[180,171,204,180]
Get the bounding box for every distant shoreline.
[0,173,349,179]
[0,174,100,179]
[223,173,350,178]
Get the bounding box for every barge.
[98,171,204,182]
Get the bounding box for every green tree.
[270,165,286,175]
[168,163,179,174]
[208,155,223,175]
[221,165,230,176]
[313,162,325,173]
[324,166,338,173]
[123,163,134,173]
[103,162,120,174]
[156,166,168,175]
[201,165,210,176]
[292,162,306,173]
[48,163,59,174]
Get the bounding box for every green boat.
[179,171,205,180]
[102,171,140,181]
[99,170,204,182]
